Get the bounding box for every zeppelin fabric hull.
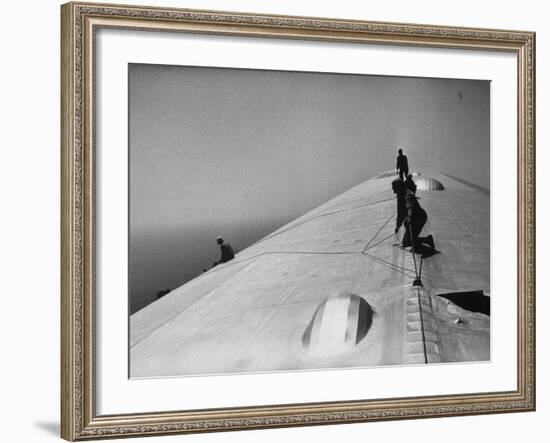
[130,171,490,377]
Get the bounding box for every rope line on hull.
[361,213,396,253]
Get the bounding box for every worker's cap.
[216,236,223,241]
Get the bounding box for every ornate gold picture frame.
[61,2,535,440]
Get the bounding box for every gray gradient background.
[129,64,489,314]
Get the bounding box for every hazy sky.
[129,64,489,313]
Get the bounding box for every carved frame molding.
[61,2,535,440]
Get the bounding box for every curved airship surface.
[130,171,490,378]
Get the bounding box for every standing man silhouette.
[396,148,409,181]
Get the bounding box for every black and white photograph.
[128,64,490,378]
[2,0,545,441]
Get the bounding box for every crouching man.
[401,190,436,255]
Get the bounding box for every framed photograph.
[61,1,536,440]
